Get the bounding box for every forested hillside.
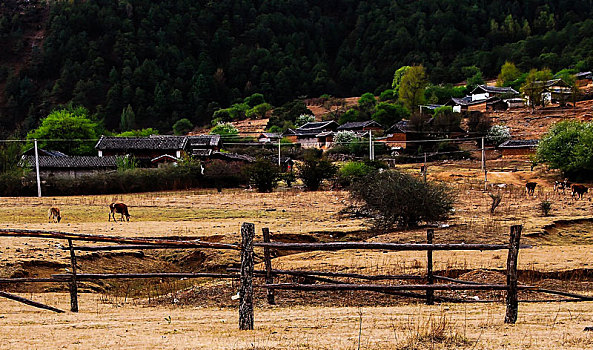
[1,0,593,136]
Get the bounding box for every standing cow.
[572,184,588,199]
[48,207,61,223]
[109,203,130,222]
[526,182,537,196]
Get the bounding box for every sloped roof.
[540,79,569,88]
[210,152,255,163]
[95,136,187,150]
[576,71,592,79]
[498,139,539,148]
[187,135,221,148]
[22,148,68,157]
[471,85,519,95]
[449,96,501,106]
[259,133,281,139]
[388,120,414,134]
[337,120,382,130]
[151,154,179,163]
[20,155,118,168]
[298,121,339,130]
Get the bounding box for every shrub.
[337,161,374,187]
[333,130,358,145]
[297,158,337,191]
[487,125,511,146]
[172,118,193,135]
[210,122,239,136]
[349,170,455,228]
[295,114,315,127]
[116,155,138,172]
[539,200,552,216]
[247,159,280,192]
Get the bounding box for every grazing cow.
[526,182,537,195]
[572,184,589,199]
[48,207,61,223]
[109,202,130,222]
[554,178,570,193]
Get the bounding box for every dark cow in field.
[109,202,130,222]
[48,207,61,223]
[571,184,588,199]
[526,182,537,196]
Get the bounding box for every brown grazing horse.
[109,203,130,222]
[48,207,61,223]
[526,182,537,195]
[572,184,588,199]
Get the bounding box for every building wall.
[472,92,489,101]
[41,169,113,179]
[501,148,536,158]
[381,133,407,149]
[468,102,487,112]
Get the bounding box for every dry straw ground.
[0,159,592,349]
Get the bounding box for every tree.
[358,92,377,116]
[117,128,159,137]
[173,118,194,135]
[392,66,410,93]
[521,69,552,111]
[295,114,315,127]
[398,65,428,112]
[119,104,135,132]
[371,102,409,128]
[349,170,455,228]
[248,158,280,192]
[26,107,100,155]
[432,106,461,136]
[297,154,337,191]
[537,121,593,177]
[496,62,521,87]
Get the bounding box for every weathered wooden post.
[67,239,79,312]
[239,223,255,330]
[426,229,434,305]
[262,227,275,305]
[505,225,522,324]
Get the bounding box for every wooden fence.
[0,224,590,329]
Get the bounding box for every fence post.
[67,239,79,312]
[239,223,255,330]
[262,227,275,305]
[505,225,522,324]
[426,229,434,305]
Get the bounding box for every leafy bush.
[116,128,159,137]
[338,109,360,124]
[371,102,409,128]
[379,89,396,101]
[487,125,511,145]
[333,130,358,145]
[337,161,374,187]
[539,200,552,216]
[297,157,337,191]
[295,114,315,127]
[537,121,593,177]
[210,122,239,136]
[247,158,280,192]
[116,155,138,172]
[349,170,455,228]
[172,118,193,135]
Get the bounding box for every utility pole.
[423,152,427,183]
[277,140,281,167]
[481,137,485,171]
[34,139,42,197]
[368,130,374,160]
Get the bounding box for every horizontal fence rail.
[262,283,538,291]
[254,242,532,251]
[0,229,240,250]
[52,273,240,281]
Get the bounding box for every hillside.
[2,0,593,137]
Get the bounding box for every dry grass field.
[1,159,593,349]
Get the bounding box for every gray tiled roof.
[471,85,519,95]
[95,136,187,150]
[498,139,539,148]
[187,135,221,147]
[20,156,118,168]
[337,120,382,130]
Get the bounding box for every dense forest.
[1,0,593,136]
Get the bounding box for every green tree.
[372,102,409,128]
[398,65,428,112]
[537,121,593,177]
[120,104,135,132]
[116,128,159,137]
[392,66,410,94]
[26,107,100,155]
[298,155,337,191]
[173,118,194,135]
[358,92,377,116]
[496,62,521,87]
[248,158,280,192]
[210,122,239,136]
[521,69,553,111]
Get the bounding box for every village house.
[498,139,539,158]
[19,155,118,178]
[448,85,520,112]
[337,120,383,133]
[257,132,281,144]
[283,121,339,148]
[576,71,592,86]
[377,120,415,150]
[95,134,221,165]
[470,85,519,101]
